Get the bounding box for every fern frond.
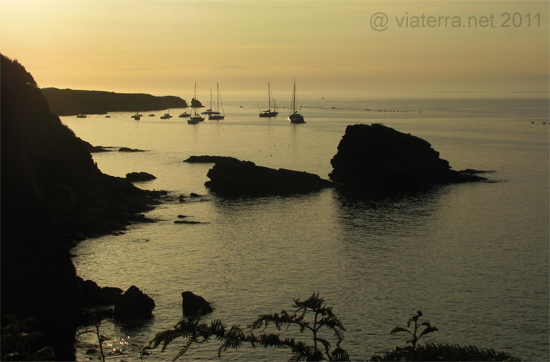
[172,335,197,362]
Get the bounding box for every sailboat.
[179,99,191,117]
[132,111,141,121]
[259,83,278,118]
[188,82,205,124]
[201,89,219,115]
[209,83,225,120]
[288,79,305,124]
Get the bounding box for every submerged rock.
[181,291,213,316]
[329,123,486,192]
[205,158,334,197]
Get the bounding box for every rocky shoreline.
[1,54,167,360]
[2,54,490,361]
[41,87,188,116]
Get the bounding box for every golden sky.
[1,0,548,96]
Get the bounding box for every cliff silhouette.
[1,54,163,360]
[42,87,188,116]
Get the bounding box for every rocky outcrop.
[113,286,155,322]
[329,123,486,192]
[42,88,188,116]
[183,155,236,163]
[79,278,123,306]
[126,172,157,182]
[181,291,213,316]
[204,157,334,197]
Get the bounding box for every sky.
[1,0,548,97]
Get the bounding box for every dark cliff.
[1,54,162,360]
[329,123,486,192]
[42,87,188,116]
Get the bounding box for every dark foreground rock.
[329,123,486,192]
[126,172,157,181]
[113,286,155,322]
[78,278,123,306]
[181,291,213,316]
[204,157,334,197]
[1,54,163,360]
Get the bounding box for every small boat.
[76,114,86,118]
[259,83,278,118]
[160,113,172,119]
[188,82,205,124]
[288,80,305,124]
[209,83,225,120]
[131,112,141,121]
[179,100,191,117]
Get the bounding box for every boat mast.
[291,79,296,114]
[268,83,272,111]
[217,83,224,115]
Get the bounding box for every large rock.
[113,286,155,321]
[205,157,333,197]
[329,124,486,191]
[181,291,213,316]
[78,277,123,306]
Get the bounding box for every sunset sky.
[1,0,548,96]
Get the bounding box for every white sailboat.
[188,82,205,124]
[288,79,305,124]
[209,83,225,120]
[259,83,278,117]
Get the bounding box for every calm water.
[66,94,549,361]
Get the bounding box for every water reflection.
[333,186,448,237]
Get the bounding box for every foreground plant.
[371,311,520,361]
[242,292,349,361]
[1,314,55,361]
[370,343,521,361]
[150,293,349,361]
[389,310,437,348]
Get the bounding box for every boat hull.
[259,111,278,118]
[288,113,305,123]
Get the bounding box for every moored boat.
[208,83,225,120]
[288,80,305,124]
[188,82,205,124]
[259,83,278,118]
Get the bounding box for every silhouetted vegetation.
[389,311,438,348]
[370,343,521,361]
[370,311,520,361]
[1,314,55,361]
[42,87,188,116]
[150,292,349,361]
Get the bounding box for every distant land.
[41,88,188,116]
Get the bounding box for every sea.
[64,93,549,361]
